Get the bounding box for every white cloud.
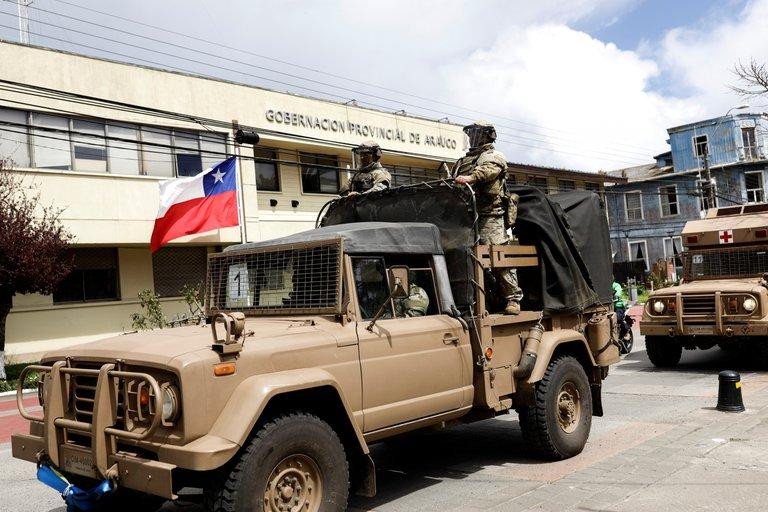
[440,25,701,171]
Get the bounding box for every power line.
[43,0,662,155]
[0,10,653,166]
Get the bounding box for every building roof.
[606,163,677,183]
[507,162,627,183]
[667,112,767,133]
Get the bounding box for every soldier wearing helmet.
[453,121,523,315]
[341,140,392,196]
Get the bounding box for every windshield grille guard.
[683,245,768,281]
[206,238,344,316]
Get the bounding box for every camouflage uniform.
[395,284,430,317]
[453,123,523,312]
[342,140,392,195]
[345,161,392,194]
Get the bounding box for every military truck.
[12,183,619,512]
[641,204,768,367]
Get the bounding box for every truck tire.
[646,336,682,368]
[518,355,592,460]
[204,412,349,512]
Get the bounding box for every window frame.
[624,190,643,222]
[663,236,683,260]
[350,256,394,320]
[299,152,340,195]
[527,175,549,193]
[557,179,575,193]
[742,127,757,160]
[253,147,281,192]
[627,239,649,271]
[71,118,109,173]
[693,134,709,159]
[52,248,121,304]
[745,170,765,204]
[658,184,679,217]
[392,266,439,318]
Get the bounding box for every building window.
[745,171,765,204]
[107,122,140,175]
[557,179,575,193]
[742,127,757,160]
[624,191,643,221]
[527,175,548,192]
[140,127,174,177]
[693,134,709,159]
[173,130,203,177]
[53,248,120,303]
[628,240,649,271]
[585,182,600,193]
[201,133,227,171]
[300,153,339,194]
[254,148,280,191]
[391,165,439,186]
[0,107,30,167]
[659,185,679,216]
[32,113,72,170]
[72,120,107,173]
[152,247,208,297]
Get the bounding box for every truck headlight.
[162,385,181,423]
[743,297,757,313]
[652,300,666,314]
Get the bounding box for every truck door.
[351,257,471,432]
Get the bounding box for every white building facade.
[0,42,465,361]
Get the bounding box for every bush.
[130,290,167,330]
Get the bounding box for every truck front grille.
[71,364,125,429]
[682,295,716,315]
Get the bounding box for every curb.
[0,389,35,398]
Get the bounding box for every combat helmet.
[352,140,382,160]
[463,120,497,149]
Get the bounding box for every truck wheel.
[518,355,592,460]
[204,412,349,512]
[646,336,682,368]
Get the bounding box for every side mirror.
[366,266,410,332]
[389,266,410,297]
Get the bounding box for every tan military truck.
[641,204,768,367]
[12,184,619,512]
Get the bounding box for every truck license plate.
[62,453,97,478]
[688,326,713,335]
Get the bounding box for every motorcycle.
[617,311,634,355]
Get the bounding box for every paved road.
[3,332,768,511]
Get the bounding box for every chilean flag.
[150,157,239,252]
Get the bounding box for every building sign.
[265,109,460,150]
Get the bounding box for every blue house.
[607,113,768,281]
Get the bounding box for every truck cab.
[641,204,768,367]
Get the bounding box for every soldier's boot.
[504,300,520,316]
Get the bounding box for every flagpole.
[234,141,248,243]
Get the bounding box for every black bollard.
[716,370,745,412]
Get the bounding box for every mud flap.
[590,383,604,417]
[355,453,377,498]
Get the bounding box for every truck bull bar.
[16,360,164,481]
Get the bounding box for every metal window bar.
[684,245,768,281]
[206,238,344,316]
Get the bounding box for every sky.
[0,0,767,172]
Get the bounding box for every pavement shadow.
[349,417,543,510]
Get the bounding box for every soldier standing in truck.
[341,140,392,196]
[453,121,523,315]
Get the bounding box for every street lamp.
[699,104,750,211]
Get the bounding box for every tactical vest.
[452,145,511,221]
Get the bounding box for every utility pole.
[17,0,32,44]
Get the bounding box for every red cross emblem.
[719,229,734,244]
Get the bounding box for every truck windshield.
[684,245,768,280]
[206,239,344,316]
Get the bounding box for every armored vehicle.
[13,183,619,512]
[641,204,768,367]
